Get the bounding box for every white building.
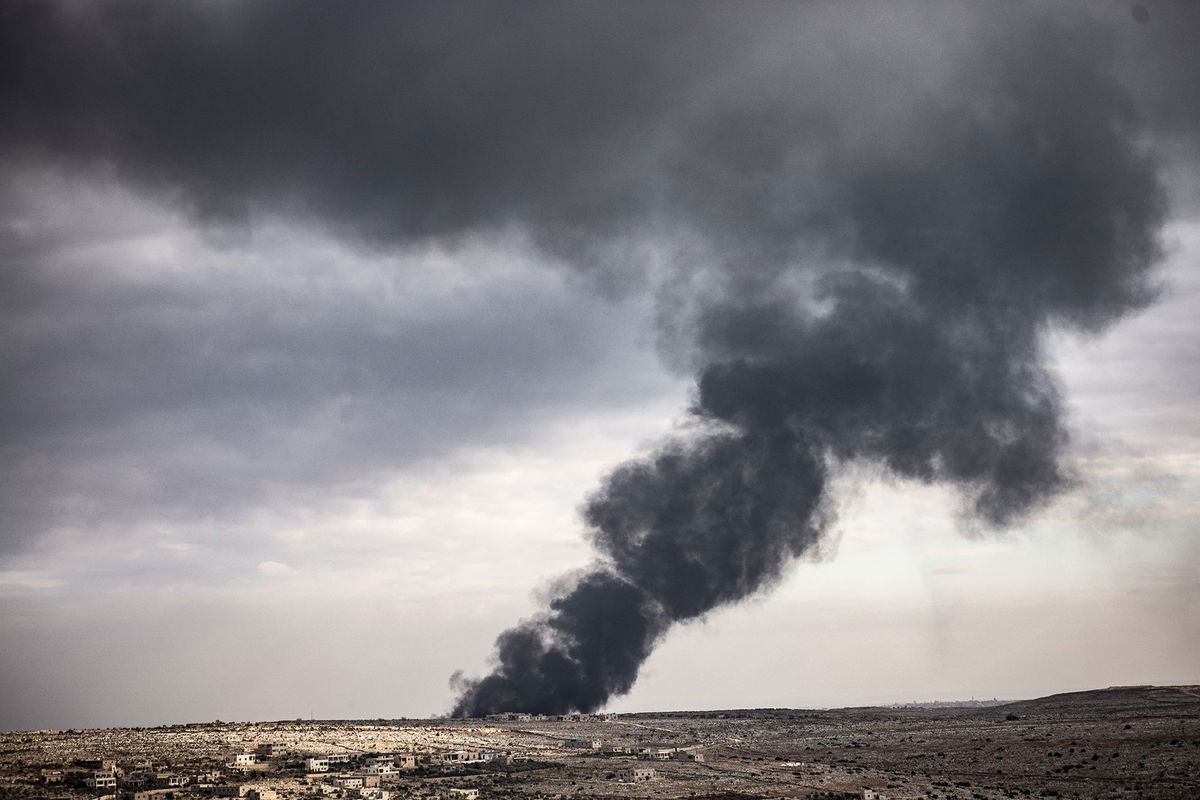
[364,757,398,776]
[636,744,675,760]
[86,772,118,789]
[363,764,397,776]
[615,767,656,782]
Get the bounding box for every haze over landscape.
[1,1,1198,731]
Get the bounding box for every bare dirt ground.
[1,685,1196,800]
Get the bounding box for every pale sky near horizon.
[1,1,1198,731]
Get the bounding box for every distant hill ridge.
[619,684,1200,720]
[995,684,1200,716]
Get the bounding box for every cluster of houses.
[27,737,893,800]
[38,735,721,798]
[600,742,706,762]
[483,712,615,723]
[246,746,524,799]
[40,759,225,796]
[37,745,511,800]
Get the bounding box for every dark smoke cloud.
[0,1,1190,714]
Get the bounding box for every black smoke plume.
[449,9,1168,716]
[0,2,1180,714]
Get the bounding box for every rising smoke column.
[449,14,1166,715]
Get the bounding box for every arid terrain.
[1,686,1197,800]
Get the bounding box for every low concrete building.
[132,790,182,800]
[192,769,223,785]
[445,789,479,800]
[615,767,656,782]
[363,758,398,776]
[127,771,184,788]
[636,744,676,760]
[672,747,706,763]
[363,765,396,776]
[564,737,600,749]
[85,772,118,789]
[124,771,152,787]
[226,753,257,768]
[333,774,379,790]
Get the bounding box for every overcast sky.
[1,0,1198,730]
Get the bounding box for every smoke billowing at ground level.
[1,1,1194,720]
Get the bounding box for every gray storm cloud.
[1,1,1192,715]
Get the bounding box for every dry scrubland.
[1,686,1197,800]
